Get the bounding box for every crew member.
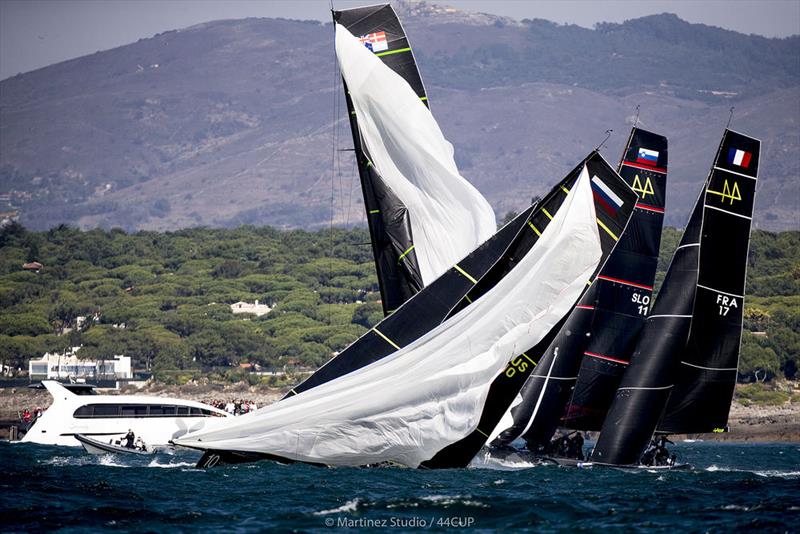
[567,432,585,460]
[654,435,673,466]
[124,429,135,449]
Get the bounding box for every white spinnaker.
[176,167,601,467]
[336,24,496,285]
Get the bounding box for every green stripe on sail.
[527,221,542,237]
[454,264,478,284]
[375,47,412,57]
[397,245,415,263]
[372,327,401,350]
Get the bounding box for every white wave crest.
[706,465,800,478]
[314,498,361,516]
[420,494,489,508]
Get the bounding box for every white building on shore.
[230,299,272,317]
[28,347,132,381]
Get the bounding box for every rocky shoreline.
[2,382,798,442]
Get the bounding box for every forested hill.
[0,1,798,232]
[0,223,797,384]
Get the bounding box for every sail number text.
[505,356,530,378]
[632,293,650,316]
[717,294,739,316]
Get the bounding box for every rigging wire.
[345,156,357,227]
[596,129,613,151]
[633,105,640,129]
[726,106,735,129]
[328,22,340,326]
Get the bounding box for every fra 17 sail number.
[717,294,738,316]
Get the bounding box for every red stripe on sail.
[622,161,667,174]
[597,275,653,291]
[635,203,665,213]
[584,351,629,365]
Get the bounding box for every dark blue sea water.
[1,441,798,532]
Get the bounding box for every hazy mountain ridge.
[0,2,797,231]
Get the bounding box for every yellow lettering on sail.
[707,180,741,205]
[632,174,655,199]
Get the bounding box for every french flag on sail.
[591,175,624,216]
[636,148,660,166]
[727,148,752,169]
[359,31,389,53]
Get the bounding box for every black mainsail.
[557,128,669,433]
[334,5,495,316]
[335,5,427,315]
[590,129,760,465]
[487,128,669,452]
[422,151,638,469]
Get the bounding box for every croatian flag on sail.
[591,175,624,216]
[359,31,389,53]
[727,148,752,168]
[636,148,660,166]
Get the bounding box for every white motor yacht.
[21,381,230,447]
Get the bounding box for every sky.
[1,0,799,80]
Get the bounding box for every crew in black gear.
[567,432,585,460]
[124,429,135,449]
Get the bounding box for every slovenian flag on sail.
[636,148,660,166]
[727,148,752,169]
[359,31,389,53]
[591,175,624,216]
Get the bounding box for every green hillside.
[0,223,797,384]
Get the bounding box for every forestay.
[336,24,496,288]
[176,170,602,468]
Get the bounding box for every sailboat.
[178,2,647,469]
[587,128,760,467]
[422,145,644,469]
[282,4,581,401]
[334,4,496,316]
[177,157,634,468]
[486,127,669,455]
[181,5,637,469]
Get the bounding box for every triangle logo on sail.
[632,174,655,199]
[707,179,742,205]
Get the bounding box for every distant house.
[0,213,19,228]
[22,261,43,272]
[28,347,132,380]
[230,300,272,317]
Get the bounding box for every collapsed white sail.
[336,24,496,285]
[176,167,602,467]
